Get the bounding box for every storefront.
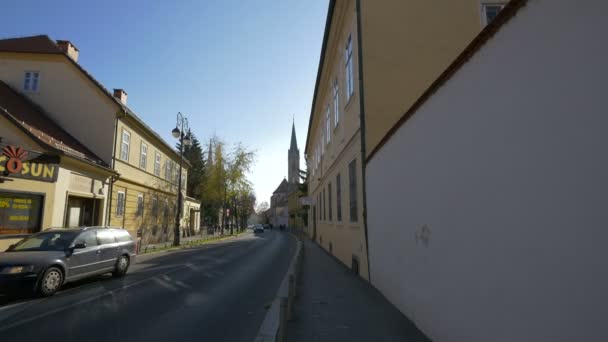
[0,82,117,251]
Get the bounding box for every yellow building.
[0,81,116,251]
[0,36,189,247]
[305,0,509,280]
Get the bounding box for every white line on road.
[0,262,195,333]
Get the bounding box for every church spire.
[290,119,298,151]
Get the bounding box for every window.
[97,229,116,245]
[120,129,130,161]
[151,197,159,218]
[136,194,144,217]
[140,142,148,170]
[165,160,173,181]
[116,191,125,217]
[174,165,180,184]
[328,182,332,221]
[76,231,98,247]
[114,229,132,242]
[333,78,339,127]
[318,192,322,221]
[23,71,40,92]
[336,173,342,221]
[0,192,43,235]
[154,152,161,176]
[323,188,326,221]
[345,34,354,99]
[326,106,331,144]
[348,159,358,222]
[482,3,505,25]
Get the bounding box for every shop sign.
[0,145,59,183]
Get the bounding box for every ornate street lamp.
[171,112,192,246]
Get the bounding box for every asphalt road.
[0,230,295,342]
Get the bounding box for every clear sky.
[0,0,328,205]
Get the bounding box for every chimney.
[56,40,79,62]
[113,89,128,105]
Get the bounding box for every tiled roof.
[0,35,63,54]
[0,81,109,167]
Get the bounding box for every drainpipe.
[106,110,124,225]
[356,0,372,283]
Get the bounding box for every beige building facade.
[0,81,115,251]
[306,0,368,279]
[0,36,188,247]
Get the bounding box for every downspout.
[106,109,124,225]
[356,0,372,283]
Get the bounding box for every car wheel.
[38,267,63,297]
[112,255,130,278]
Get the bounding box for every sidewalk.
[286,239,429,342]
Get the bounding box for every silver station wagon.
[0,226,136,296]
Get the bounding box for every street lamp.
[171,112,192,246]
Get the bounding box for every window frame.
[348,159,358,222]
[345,34,354,100]
[333,77,340,128]
[154,151,161,177]
[336,173,342,222]
[151,197,159,218]
[326,105,331,144]
[116,191,125,217]
[481,3,506,26]
[136,193,144,217]
[140,142,148,170]
[120,129,130,162]
[23,71,40,92]
[328,182,332,221]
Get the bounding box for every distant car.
[253,225,264,233]
[262,224,270,230]
[0,226,136,297]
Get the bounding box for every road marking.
[0,262,195,333]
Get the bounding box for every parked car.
[253,225,264,233]
[262,224,270,230]
[0,226,136,297]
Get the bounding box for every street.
[0,230,295,342]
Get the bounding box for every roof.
[290,120,298,151]
[0,35,188,167]
[365,0,528,162]
[273,178,289,194]
[0,81,111,168]
[0,35,63,54]
[304,0,336,156]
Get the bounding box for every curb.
[139,232,248,256]
[254,234,304,342]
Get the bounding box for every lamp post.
[171,112,192,246]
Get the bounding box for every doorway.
[65,196,101,227]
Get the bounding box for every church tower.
[288,120,300,184]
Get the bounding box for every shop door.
[66,197,101,227]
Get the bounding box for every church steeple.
[288,118,300,185]
[290,120,298,151]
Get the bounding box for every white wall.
[366,1,608,341]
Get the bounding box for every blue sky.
[0,0,328,205]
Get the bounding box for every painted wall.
[360,0,509,158]
[366,1,608,340]
[307,0,368,279]
[0,53,117,164]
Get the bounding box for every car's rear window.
[96,229,116,245]
[113,229,132,242]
